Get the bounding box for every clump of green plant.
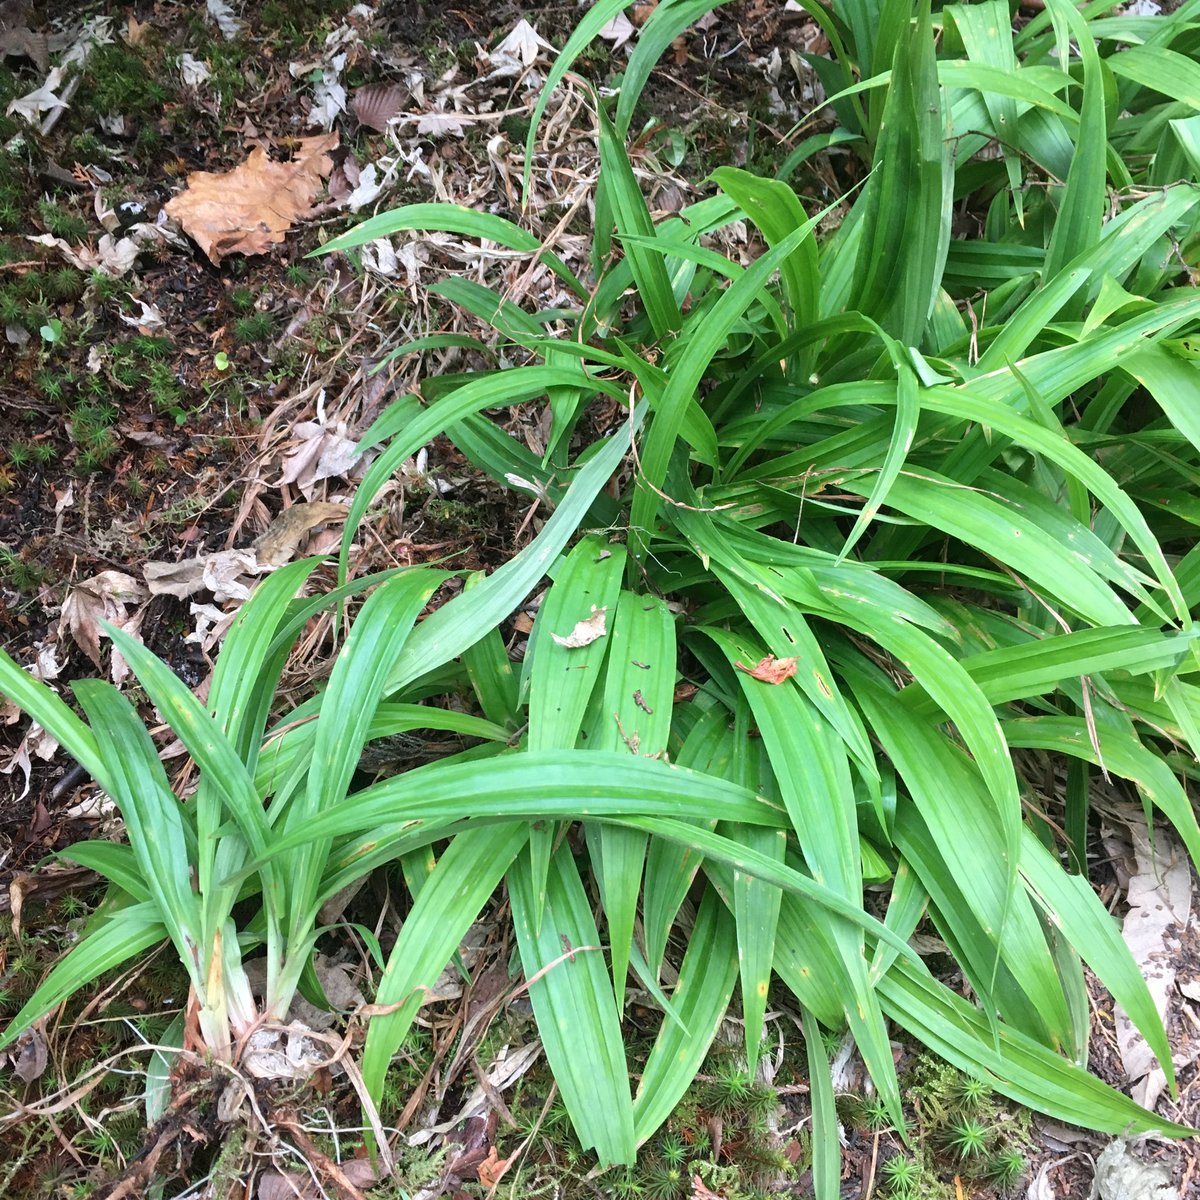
[4,0,1200,1190]
[943,1116,992,1162]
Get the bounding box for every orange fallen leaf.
[165,133,338,264]
[734,654,798,684]
[477,1146,512,1190]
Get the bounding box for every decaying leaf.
[144,549,259,602]
[164,134,338,265]
[0,20,48,71]
[306,54,347,130]
[273,420,364,497]
[11,1028,48,1083]
[735,654,798,684]
[6,64,65,122]
[0,723,58,801]
[551,605,607,649]
[410,1042,543,1145]
[58,569,147,670]
[257,1157,379,1200]
[253,501,349,568]
[27,230,143,278]
[178,52,211,88]
[1091,1138,1179,1200]
[206,0,241,39]
[1113,813,1191,1111]
[598,13,637,50]
[351,81,406,131]
[477,1147,513,1190]
[416,109,465,138]
[488,18,553,72]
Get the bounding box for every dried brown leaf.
[351,81,407,131]
[257,1159,378,1200]
[477,1147,513,1190]
[0,23,48,71]
[164,134,338,265]
[735,654,798,684]
[253,501,349,568]
[1114,813,1191,1110]
[550,605,607,649]
[58,570,147,669]
[143,549,259,602]
[12,1027,48,1083]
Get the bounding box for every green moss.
[86,42,174,119]
[234,310,274,344]
[36,199,88,243]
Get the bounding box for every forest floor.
[0,1,1198,1197]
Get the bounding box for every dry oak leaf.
[164,133,338,265]
[551,605,607,649]
[735,654,798,684]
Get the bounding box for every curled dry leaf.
[206,0,241,39]
[58,569,147,670]
[178,52,210,88]
[488,17,554,72]
[274,421,363,497]
[253,501,349,568]
[735,654,799,684]
[551,605,607,649]
[164,133,338,265]
[5,64,65,122]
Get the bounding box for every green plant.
[700,1066,775,1120]
[6,0,1200,1185]
[642,1159,688,1200]
[7,442,30,469]
[943,1117,991,1162]
[233,311,274,344]
[37,200,88,244]
[657,1132,687,1167]
[986,1147,1026,1188]
[880,1154,922,1196]
[856,1092,894,1132]
[230,285,255,312]
[953,1073,992,1112]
